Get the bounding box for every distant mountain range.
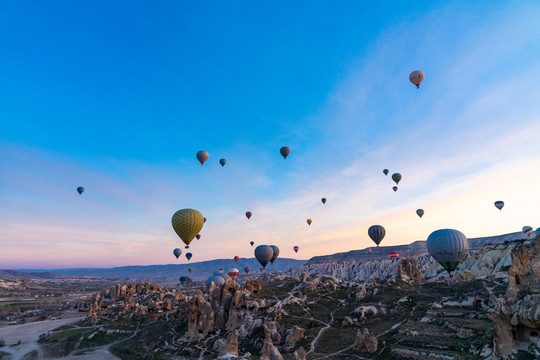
[13,258,307,281]
[6,232,527,281]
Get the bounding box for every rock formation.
[218,330,239,359]
[260,331,283,360]
[292,346,306,360]
[354,328,378,353]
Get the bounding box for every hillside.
[307,231,527,265]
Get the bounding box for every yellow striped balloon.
[171,209,204,247]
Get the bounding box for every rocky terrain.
[31,236,539,359]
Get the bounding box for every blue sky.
[1,1,540,268]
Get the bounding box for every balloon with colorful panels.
[392,173,402,184]
[234,256,239,262]
[307,219,312,226]
[196,234,201,240]
[171,209,204,249]
[416,209,424,218]
[409,70,425,88]
[196,151,209,165]
[186,252,192,261]
[368,225,386,247]
[228,268,239,280]
[367,248,372,254]
[494,201,504,211]
[427,229,469,275]
[179,276,187,285]
[254,245,273,268]
[244,266,250,274]
[188,267,193,273]
[206,275,225,289]
[77,187,85,195]
[522,226,533,236]
[388,251,399,259]
[393,186,398,192]
[280,146,291,159]
[219,159,226,167]
[173,248,182,259]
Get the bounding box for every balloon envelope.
[269,245,280,264]
[280,146,291,159]
[522,226,533,235]
[250,241,254,246]
[426,229,469,274]
[367,248,372,253]
[76,187,84,195]
[416,209,424,218]
[383,169,389,176]
[388,251,399,259]
[245,211,252,219]
[234,256,239,262]
[179,276,187,284]
[255,245,273,268]
[188,267,193,273]
[494,201,504,211]
[368,225,386,247]
[244,266,250,274]
[196,150,209,165]
[171,209,204,247]
[307,219,312,226]
[228,268,239,278]
[219,159,226,167]
[409,70,425,88]
[186,252,193,261]
[173,248,182,259]
[391,173,402,184]
[206,275,225,289]
[393,186,398,192]
[321,198,326,204]
[293,246,299,253]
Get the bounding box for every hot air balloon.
[172,209,204,248]
[196,150,209,165]
[188,266,193,273]
[388,251,399,259]
[494,201,504,211]
[522,226,533,235]
[244,266,250,274]
[77,187,84,195]
[392,173,402,184]
[206,275,225,289]
[280,146,290,159]
[269,245,280,264]
[416,209,424,218]
[186,252,193,261]
[368,225,386,247]
[393,186,398,192]
[259,267,264,272]
[179,276,187,285]
[321,198,326,204]
[234,256,239,262]
[367,248,372,254]
[196,234,201,240]
[293,246,299,253]
[426,229,469,275]
[250,241,254,246]
[245,211,252,220]
[255,245,273,268]
[409,70,425,88]
[228,268,239,279]
[173,248,182,259]
[307,219,312,226]
[219,159,226,167]
[383,169,389,176]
